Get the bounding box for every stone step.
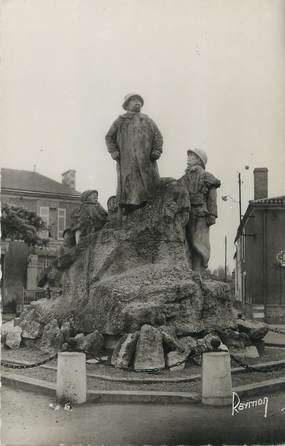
[252,305,265,321]
[253,305,265,310]
[252,311,264,317]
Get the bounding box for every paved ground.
[265,325,285,346]
[2,386,285,445]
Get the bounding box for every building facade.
[1,168,81,312]
[235,168,285,323]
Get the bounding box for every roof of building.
[235,194,285,242]
[250,195,285,205]
[1,168,81,197]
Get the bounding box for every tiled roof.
[235,194,285,242]
[250,195,285,205]
[1,168,80,197]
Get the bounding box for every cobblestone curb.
[1,371,200,404]
[2,371,285,404]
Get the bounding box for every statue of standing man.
[105,94,163,213]
[181,149,221,272]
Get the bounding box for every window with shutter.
[58,208,66,240]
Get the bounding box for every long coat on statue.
[105,112,163,206]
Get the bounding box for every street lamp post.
[238,172,242,225]
[222,167,249,225]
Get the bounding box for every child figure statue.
[181,149,221,272]
[71,190,108,244]
[106,195,121,226]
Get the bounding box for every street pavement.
[264,325,285,346]
[2,386,285,445]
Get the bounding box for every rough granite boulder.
[196,333,222,353]
[166,351,188,371]
[20,319,42,339]
[81,330,104,356]
[1,322,11,345]
[111,332,139,368]
[5,326,22,349]
[134,324,165,371]
[159,325,184,352]
[60,321,72,343]
[165,336,197,371]
[40,319,63,354]
[179,336,197,353]
[66,330,104,356]
[67,333,85,350]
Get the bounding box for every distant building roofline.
[235,194,285,243]
[1,167,81,198]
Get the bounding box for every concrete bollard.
[202,351,232,406]
[56,352,87,404]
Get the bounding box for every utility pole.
[224,235,227,282]
[238,172,242,225]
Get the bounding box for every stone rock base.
[111,332,139,368]
[5,326,22,350]
[166,351,188,371]
[134,325,165,371]
[40,319,63,354]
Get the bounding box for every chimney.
[62,169,76,190]
[253,168,268,200]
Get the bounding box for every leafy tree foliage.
[1,203,48,246]
[205,266,229,281]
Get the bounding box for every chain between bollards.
[2,334,284,374]
[1,353,58,369]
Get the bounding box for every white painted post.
[56,352,86,404]
[202,351,232,406]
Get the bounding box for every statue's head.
[107,195,119,213]
[63,228,72,241]
[187,149,207,169]
[81,190,98,203]
[122,94,144,112]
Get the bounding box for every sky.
[1,0,285,270]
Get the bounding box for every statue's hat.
[122,93,144,110]
[187,148,208,168]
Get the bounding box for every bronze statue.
[181,149,220,271]
[71,190,108,243]
[107,195,119,214]
[106,195,120,226]
[105,94,163,213]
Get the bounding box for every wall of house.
[235,201,285,322]
[265,208,285,323]
[244,208,265,306]
[2,193,80,240]
[234,243,242,302]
